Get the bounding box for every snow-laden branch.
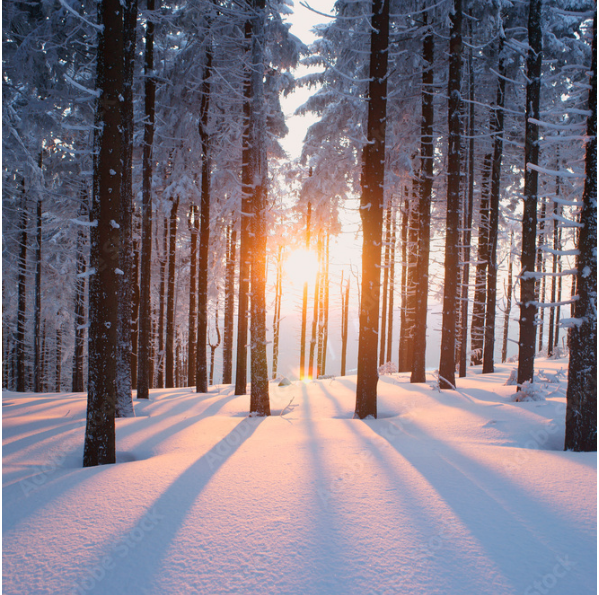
[70,218,98,227]
[59,0,103,31]
[64,74,101,97]
[520,269,577,280]
[77,268,96,278]
[528,117,585,131]
[547,212,584,228]
[540,245,579,256]
[532,297,579,308]
[526,163,585,178]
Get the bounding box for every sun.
[283,248,320,286]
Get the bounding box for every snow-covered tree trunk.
[136,0,158,400]
[115,0,138,417]
[482,42,506,374]
[438,0,463,390]
[196,47,213,394]
[502,232,514,363]
[386,206,396,364]
[411,13,434,384]
[355,0,389,419]
[72,196,87,393]
[83,0,124,467]
[517,0,542,388]
[34,193,42,393]
[565,16,596,452]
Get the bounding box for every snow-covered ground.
[3,357,596,595]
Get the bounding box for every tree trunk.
[187,206,198,385]
[196,45,212,394]
[537,199,547,353]
[411,15,434,384]
[386,205,396,364]
[398,193,409,371]
[136,0,157,400]
[565,16,596,452]
[355,0,389,419]
[470,153,492,366]
[482,42,506,374]
[165,197,179,388]
[55,323,62,392]
[157,215,167,388]
[459,45,476,378]
[517,0,543,388]
[299,202,311,380]
[16,181,28,393]
[222,225,236,384]
[115,0,138,417]
[438,0,463,390]
[341,272,349,376]
[72,195,87,393]
[379,207,390,366]
[83,0,123,467]
[309,233,322,379]
[272,244,283,379]
[130,235,140,389]
[321,233,330,375]
[235,16,253,397]
[34,193,42,393]
[547,172,561,356]
[501,232,514,363]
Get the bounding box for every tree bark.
[115,0,138,417]
[165,197,179,388]
[34,193,42,393]
[136,0,157,400]
[272,245,283,379]
[517,0,543,388]
[565,16,596,452]
[355,0,389,419]
[83,0,123,466]
[299,202,311,380]
[482,42,506,374]
[187,206,198,385]
[411,14,434,383]
[386,205,396,364]
[196,45,213,394]
[438,0,463,390]
[16,182,28,393]
[222,225,236,384]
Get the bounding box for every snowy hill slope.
[3,357,596,595]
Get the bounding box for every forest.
[2,1,597,593]
[3,0,597,460]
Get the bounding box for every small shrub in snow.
[378,361,398,375]
[504,370,518,386]
[511,381,546,402]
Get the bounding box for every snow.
[3,357,596,595]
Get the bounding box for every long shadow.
[358,419,595,593]
[316,383,348,418]
[89,416,266,594]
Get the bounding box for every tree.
[136,0,158,400]
[438,0,463,390]
[517,0,542,389]
[355,0,389,419]
[565,15,596,452]
[83,0,124,467]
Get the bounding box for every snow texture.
[3,357,596,595]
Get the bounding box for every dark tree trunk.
[157,215,167,388]
[547,174,561,356]
[55,323,62,392]
[459,45,476,378]
[136,0,157,400]
[482,42,506,374]
[386,205,396,364]
[517,0,543,388]
[536,199,547,353]
[34,194,42,393]
[209,308,221,386]
[400,189,418,372]
[115,0,138,417]
[355,0,389,419]
[83,0,123,467]
[130,236,140,389]
[379,207,390,366]
[222,226,236,384]
[196,46,213,394]
[165,197,179,388]
[502,232,514,363]
[72,197,87,393]
[341,272,350,376]
[470,153,492,366]
[565,16,596,452]
[438,0,463,390]
[235,16,253,397]
[299,202,311,380]
[188,206,199,386]
[16,182,27,393]
[272,245,283,379]
[309,233,322,379]
[398,194,409,371]
[411,15,434,383]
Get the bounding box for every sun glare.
[283,248,320,286]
